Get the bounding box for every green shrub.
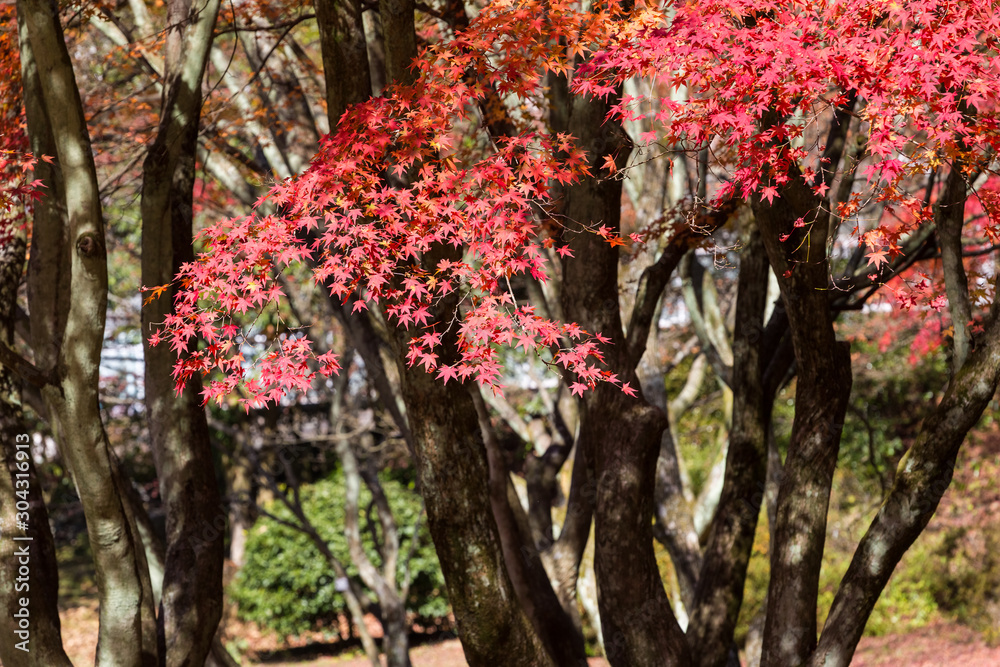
[927,524,1000,645]
[230,470,449,637]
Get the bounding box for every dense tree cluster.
[1,2,999,667]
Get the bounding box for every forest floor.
[50,600,1000,666]
[247,625,1000,666]
[39,425,1000,667]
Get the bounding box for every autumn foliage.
[155,0,1000,408]
[0,7,42,234]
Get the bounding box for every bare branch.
[215,14,316,35]
[0,341,52,388]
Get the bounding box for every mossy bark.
[19,0,157,662]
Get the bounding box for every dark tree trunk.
[139,2,225,665]
[810,274,1000,667]
[754,180,852,667]
[399,360,552,667]
[378,0,417,87]
[557,89,690,665]
[314,0,371,122]
[0,229,72,667]
[686,224,770,667]
[472,390,589,666]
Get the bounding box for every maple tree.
[153,1,1000,666]
[3,0,1000,666]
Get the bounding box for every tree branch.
[626,200,737,367]
[810,276,1000,667]
[215,14,315,34]
[0,341,52,388]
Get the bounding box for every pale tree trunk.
[18,0,158,663]
[936,162,974,374]
[0,221,72,667]
[333,418,413,667]
[139,1,225,665]
[257,442,382,667]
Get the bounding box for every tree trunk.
[936,163,973,373]
[139,1,225,665]
[753,172,852,667]
[19,1,158,663]
[314,0,371,122]
[378,0,417,87]
[335,430,413,667]
[810,293,1000,666]
[472,389,589,666]
[0,226,72,667]
[381,599,413,667]
[557,89,690,666]
[686,224,769,667]
[398,323,553,666]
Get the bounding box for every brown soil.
[27,428,1000,666]
[255,628,1000,667]
[27,576,1000,667]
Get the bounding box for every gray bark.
[936,163,973,373]
[335,428,413,667]
[139,1,225,664]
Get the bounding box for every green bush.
[927,524,1000,645]
[230,470,449,638]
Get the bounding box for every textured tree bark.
[472,390,589,666]
[0,229,72,667]
[810,293,1000,667]
[557,90,690,666]
[652,425,701,612]
[399,354,553,667]
[686,225,769,667]
[311,7,551,663]
[314,0,371,122]
[936,163,973,373]
[139,2,225,665]
[749,101,856,667]
[754,180,852,667]
[19,0,157,663]
[378,0,417,87]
